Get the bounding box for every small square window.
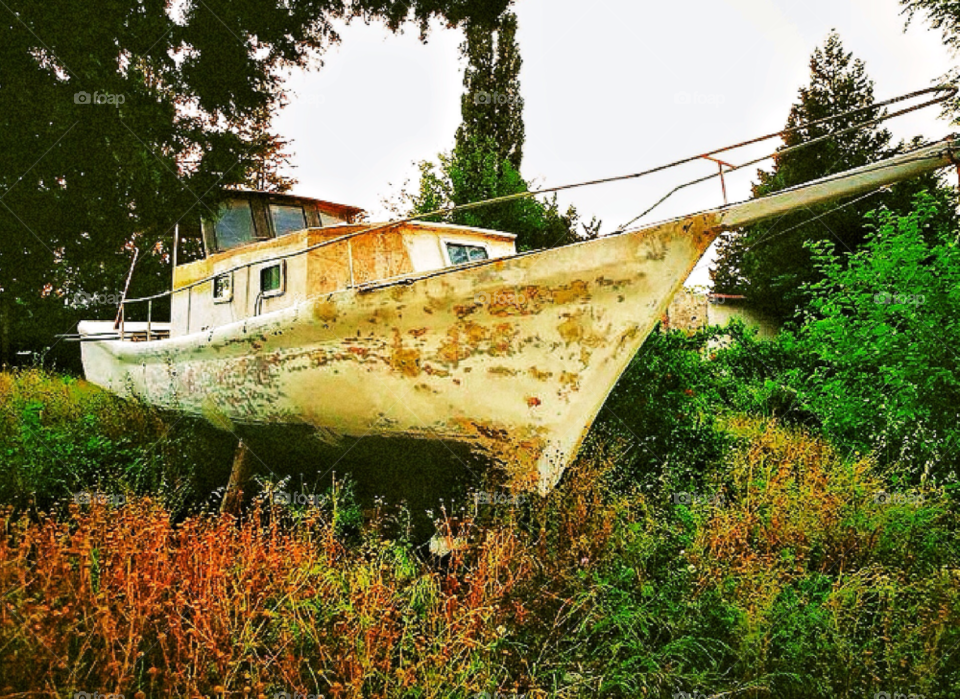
[260,263,285,297]
[213,273,233,303]
[446,243,489,266]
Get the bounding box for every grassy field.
[1,363,958,698]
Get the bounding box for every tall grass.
[2,420,958,698]
[0,368,233,516]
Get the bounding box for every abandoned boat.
[79,139,960,493]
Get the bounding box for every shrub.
[797,192,960,488]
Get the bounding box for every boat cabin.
[170,191,517,337]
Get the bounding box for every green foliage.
[595,320,812,493]
[595,326,731,492]
[456,12,524,172]
[393,8,599,251]
[406,133,597,251]
[711,31,953,319]
[0,369,232,516]
[794,192,960,487]
[902,0,960,122]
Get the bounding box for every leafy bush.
[0,369,231,516]
[797,192,960,488]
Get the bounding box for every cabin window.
[260,262,285,297]
[445,242,489,265]
[175,219,205,266]
[213,273,233,303]
[270,203,307,237]
[211,199,258,251]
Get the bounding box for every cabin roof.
[404,221,517,240]
[222,189,365,221]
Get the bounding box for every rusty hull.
[80,213,721,493]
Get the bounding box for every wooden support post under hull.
[221,440,253,516]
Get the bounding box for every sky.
[273,0,956,287]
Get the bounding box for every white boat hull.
[81,214,720,493]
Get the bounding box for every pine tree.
[711,31,947,319]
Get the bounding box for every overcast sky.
[274,0,955,286]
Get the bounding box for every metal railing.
[103,85,954,342]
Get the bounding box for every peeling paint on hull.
[81,216,721,493]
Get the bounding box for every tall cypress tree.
[402,11,598,251]
[711,31,947,320]
[455,12,524,171]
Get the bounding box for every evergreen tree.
[455,12,524,171]
[710,31,949,320]
[902,0,960,120]
[397,11,599,251]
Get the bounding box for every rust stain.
[313,300,339,324]
[488,323,519,357]
[486,287,535,317]
[390,329,421,377]
[408,327,429,338]
[489,366,518,377]
[454,303,481,319]
[559,371,580,392]
[437,327,472,366]
[450,418,546,492]
[579,347,593,367]
[557,313,584,345]
[528,367,553,381]
[550,279,590,305]
[526,396,542,408]
[616,326,641,353]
